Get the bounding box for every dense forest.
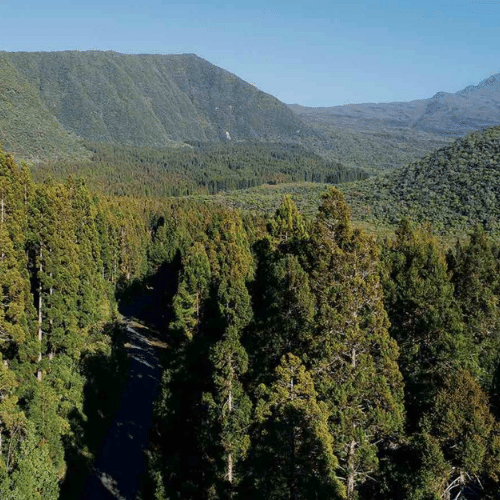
[339,125,500,235]
[32,141,369,198]
[1,142,500,499]
[142,190,500,500]
[3,49,500,500]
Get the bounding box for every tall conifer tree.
[306,188,404,499]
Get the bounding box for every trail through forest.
[80,316,167,500]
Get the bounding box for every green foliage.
[254,353,344,499]
[340,125,500,234]
[31,140,368,199]
[412,370,500,499]
[269,194,309,242]
[0,53,89,162]
[298,121,452,174]
[170,242,211,341]
[380,220,466,425]
[0,146,160,499]
[3,136,500,500]
[306,188,404,499]
[448,226,500,389]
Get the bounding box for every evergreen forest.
[1,142,500,499]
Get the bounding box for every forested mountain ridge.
[340,124,500,233]
[0,53,90,161]
[0,51,306,159]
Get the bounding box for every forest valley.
[0,145,500,500]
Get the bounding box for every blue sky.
[1,0,498,106]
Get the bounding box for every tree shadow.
[59,321,130,499]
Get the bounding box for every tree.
[254,353,344,500]
[306,188,404,499]
[250,252,315,386]
[412,370,500,499]
[448,226,500,390]
[380,219,466,426]
[170,242,211,341]
[203,211,254,495]
[268,195,309,245]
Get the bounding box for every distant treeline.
[33,141,370,198]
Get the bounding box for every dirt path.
[80,319,166,500]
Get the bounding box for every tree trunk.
[227,450,233,485]
[227,364,233,485]
[37,247,43,382]
[346,440,356,500]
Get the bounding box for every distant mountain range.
[287,73,500,172]
[288,73,500,136]
[0,51,305,160]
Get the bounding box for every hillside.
[0,53,90,161]
[339,125,500,233]
[0,50,306,160]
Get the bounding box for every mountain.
[0,51,306,160]
[287,74,500,172]
[339,124,500,233]
[289,72,500,137]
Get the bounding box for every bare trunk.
[346,440,356,500]
[37,247,43,382]
[227,363,233,484]
[227,451,233,484]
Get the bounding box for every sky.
[0,0,498,107]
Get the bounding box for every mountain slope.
[288,74,500,172]
[0,52,89,161]
[339,125,500,233]
[0,51,306,158]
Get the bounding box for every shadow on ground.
[79,319,166,500]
